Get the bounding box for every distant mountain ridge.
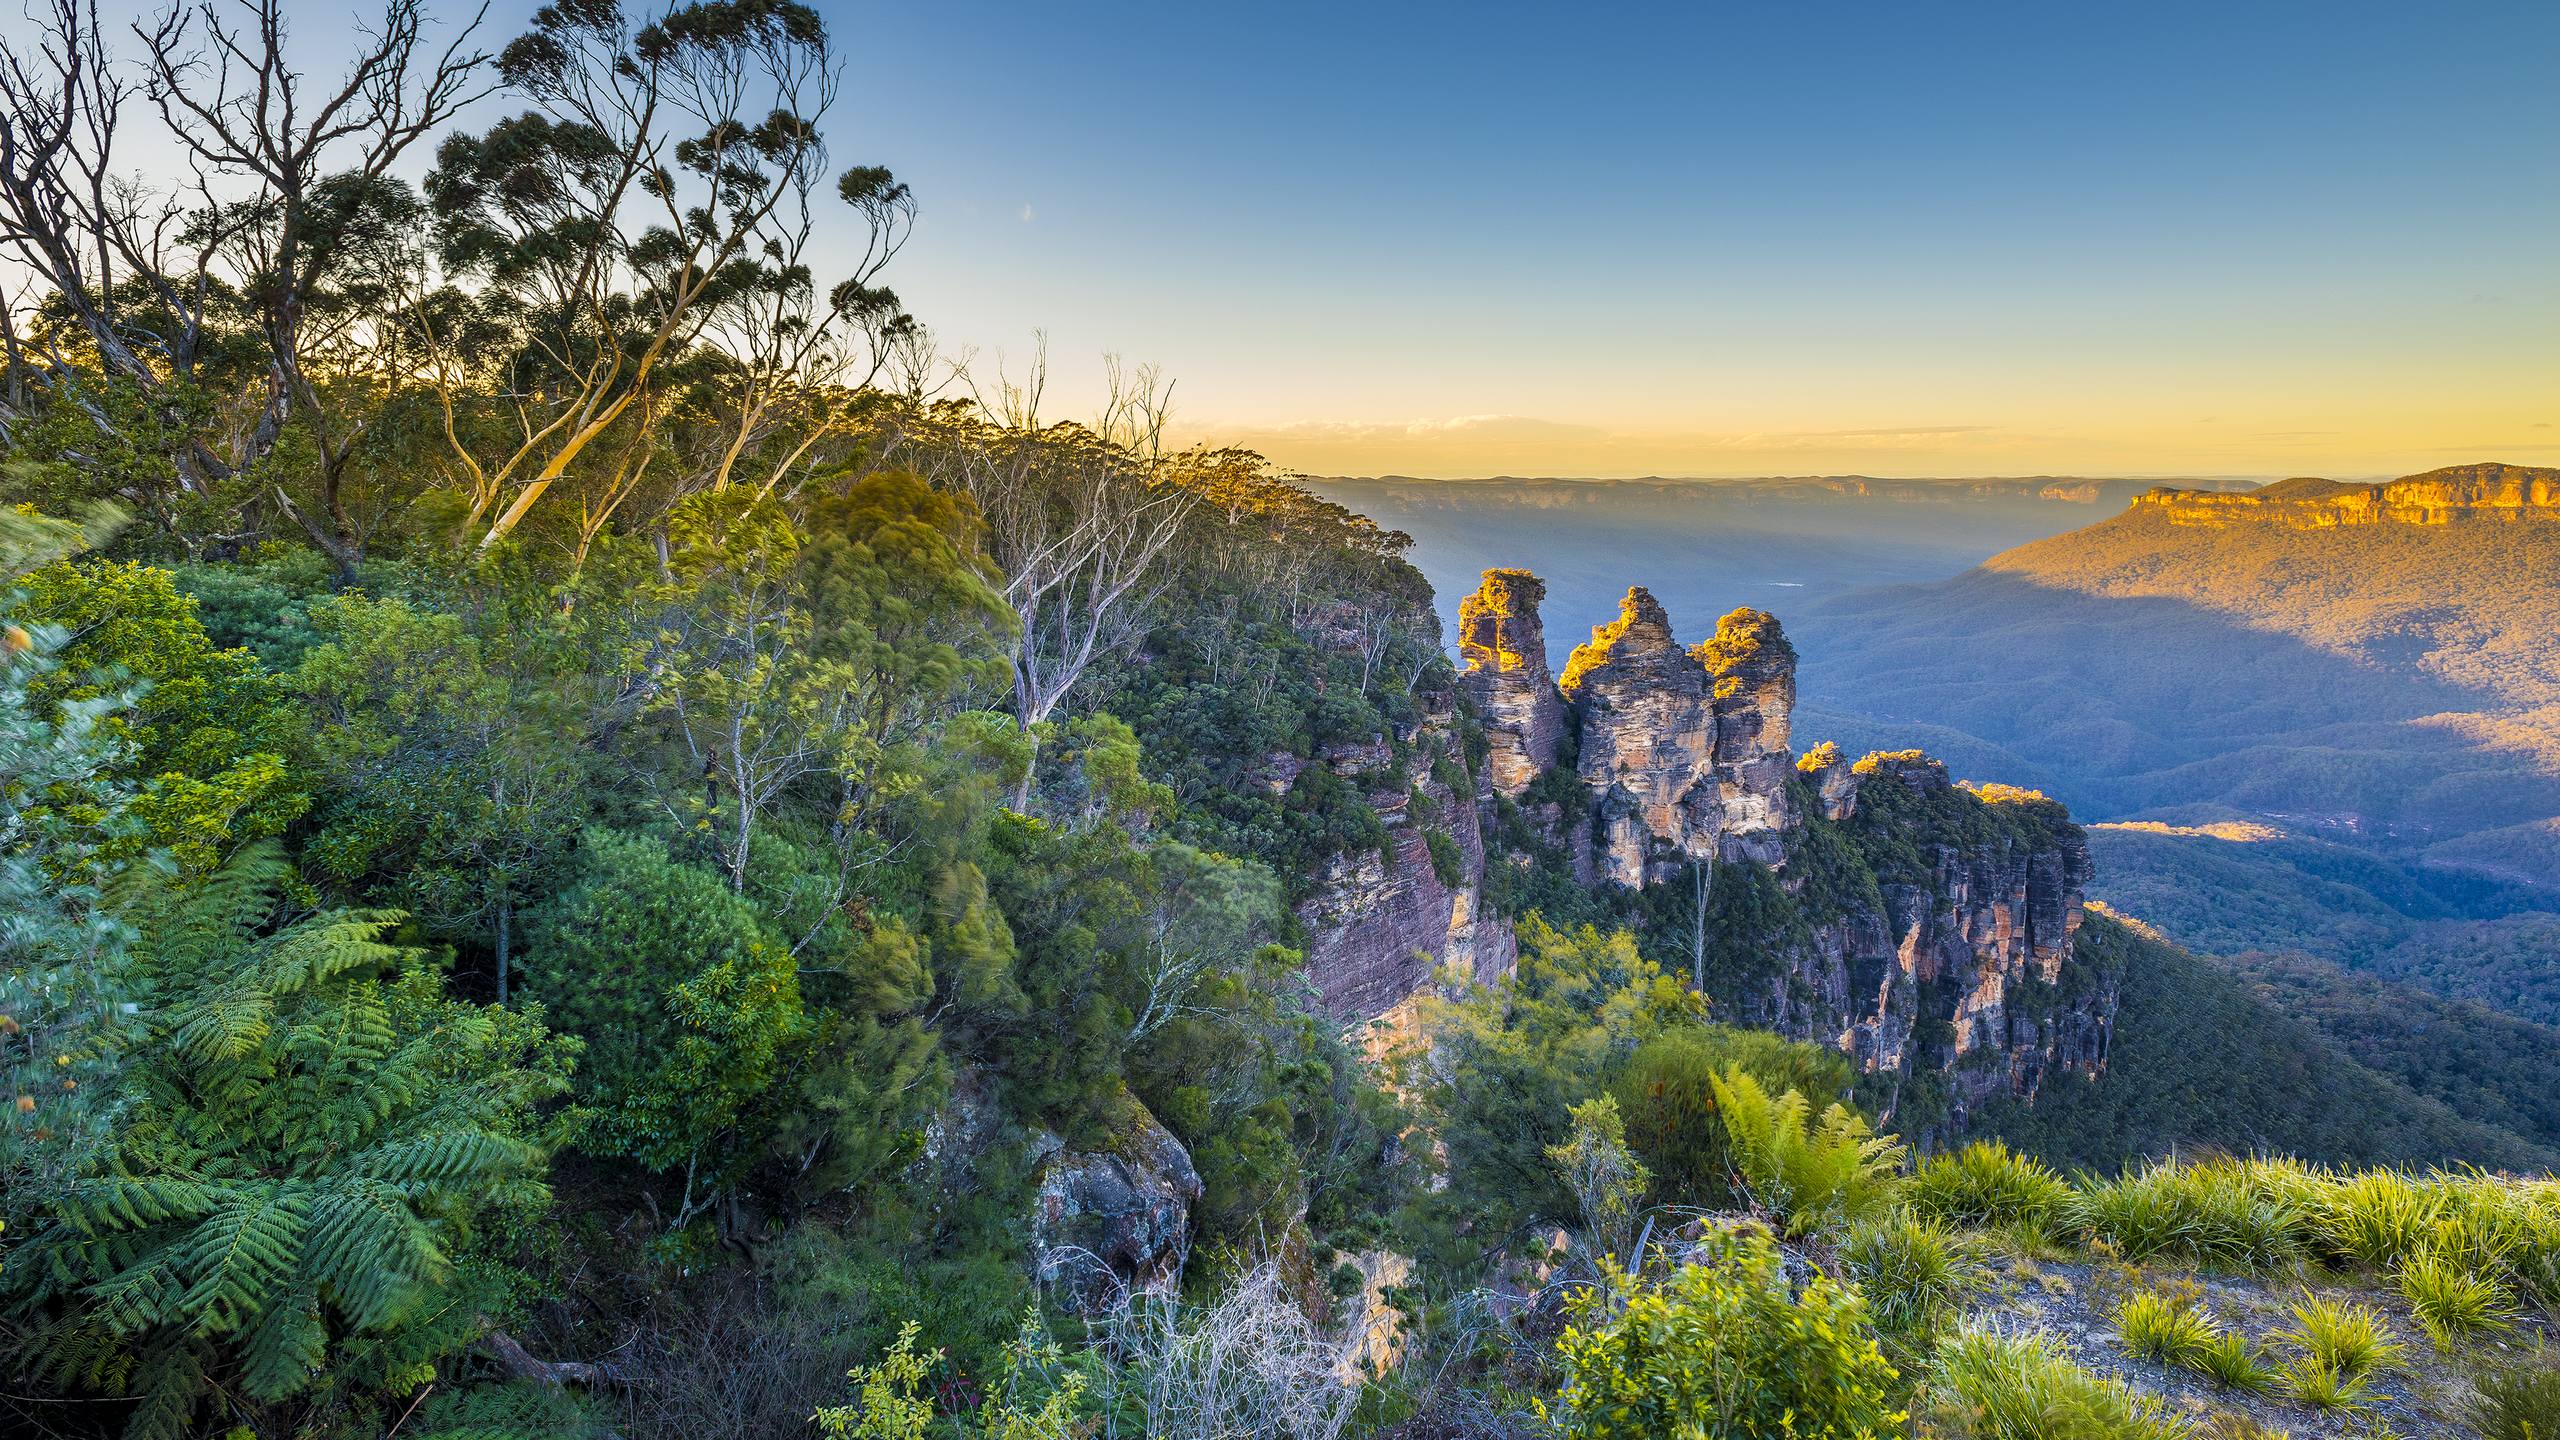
[2131,462,2560,528]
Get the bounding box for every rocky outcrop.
[1821,754,2106,1116]
[1455,570,2117,1125]
[2132,462,2560,529]
[1295,696,1515,1021]
[1561,587,1716,886]
[1456,569,1567,798]
[1030,1095,1203,1313]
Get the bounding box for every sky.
[89,0,2560,478]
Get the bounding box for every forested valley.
[4,3,2558,1439]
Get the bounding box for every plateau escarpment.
[2132,462,2560,529]
[1454,570,2117,1127]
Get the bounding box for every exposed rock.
[2132,461,2560,528]
[1031,1094,1203,1314]
[1816,753,2105,1122]
[1799,742,1860,821]
[1455,568,1566,797]
[1695,607,1797,867]
[1297,699,1515,1020]
[1560,587,1716,886]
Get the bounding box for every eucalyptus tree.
[0,0,490,574]
[421,0,913,554]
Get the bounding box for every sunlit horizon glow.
[63,0,2560,481]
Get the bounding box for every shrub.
[1610,1024,1851,1209]
[2396,1244,2512,1350]
[2275,1354,2370,1411]
[1925,1329,2192,1440]
[1841,1212,1978,1340]
[1541,1231,1904,1439]
[2188,1330,2275,1394]
[1709,1066,1903,1237]
[2270,1293,2399,1382]
[2116,1288,2215,1368]
[1904,1141,2073,1241]
[2469,1343,2560,1440]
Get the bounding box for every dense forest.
[3,3,2557,1439]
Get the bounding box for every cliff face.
[1455,569,1566,798]
[2133,462,2560,529]
[1294,696,1516,1021]
[1460,568,2118,1122]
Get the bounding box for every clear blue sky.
[833,0,2559,475]
[225,0,2560,474]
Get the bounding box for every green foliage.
[1840,1212,1978,1343]
[2468,1343,2560,1440]
[19,557,307,873]
[1905,1141,2074,1242]
[1406,915,1702,1256]
[521,828,805,1192]
[1545,1095,1650,1265]
[1709,1066,1904,1238]
[2396,1243,2512,1350]
[1540,1233,1904,1440]
[1925,1329,2193,1440]
[3,845,570,1439]
[813,1320,935,1440]
[2269,1293,2400,1384]
[2115,1284,2272,1393]
[1609,1023,1852,1208]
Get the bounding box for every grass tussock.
[2469,1342,2560,1440]
[2270,1292,2400,1383]
[1925,1328,2193,1440]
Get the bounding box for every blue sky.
[831,0,2559,475]
[156,0,2560,475]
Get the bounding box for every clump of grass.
[1841,1211,1977,1338]
[2115,1285,2271,1394]
[2270,1293,2399,1382]
[2187,1330,2275,1394]
[2314,1170,2438,1271]
[2396,1245,2513,1350]
[1906,1141,2074,1240]
[2469,1341,2560,1440]
[2274,1354,2370,1411]
[2117,1287,2215,1367]
[1926,1328,2194,1440]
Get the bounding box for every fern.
[1708,1066,1904,1237]
[4,844,573,1438]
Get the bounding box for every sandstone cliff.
[1454,568,2118,1126]
[2132,462,2560,528]
[1293,694,1516,1021]
[1455,568,1566,797]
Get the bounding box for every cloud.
[1018,203,1035,223]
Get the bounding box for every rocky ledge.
[2132,462,2560,528]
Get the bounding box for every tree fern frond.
[174,1185,309,1337]
[237,1287,327,1403]
[117,1339,206,1440]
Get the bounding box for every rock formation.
[2132,462,2560,528]
[1294,694,1516,1021]
[1455,569,1566,797]
[1446,569,2117,1125]
[1560,587,1716,886]
[1030,1099,1203,1313]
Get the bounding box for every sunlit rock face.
[1455,569,1566,798]
[2133,462,2560,528]
[1561,587,1717,886]
[1808,754,2106,1121]
[1295,694,1516,1021]
[1696,607,1797,868]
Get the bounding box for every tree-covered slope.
[1975,910,2558,1174]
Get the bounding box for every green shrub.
[1610,1024,1852,1209]
[1841,1213,1977,1340]
[1541,1231,1904,1439]
[2116,1288,2215,1367]
[1925,1329,2192,1440]
[2270,1293,2400,1382]
[2469,1343,2560,1440]
[1904,1140,2073,1240]
[2188,1330,2275,1394]
[2275,1354,2371,1411]
[2396,1244,2512,1350]
[1710,1066,1904,1237]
